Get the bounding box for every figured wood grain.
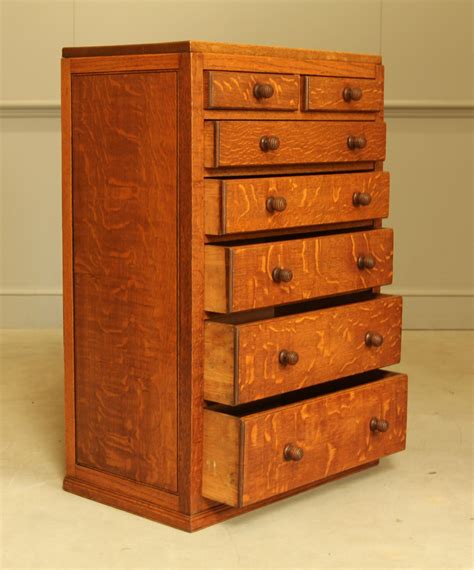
[203,372,407,507]
[304,76,383,111]
[205,71,299,110]
[72,71,178,491]
[204,228,393,313]
[205,120,386,167]
[204,171,390,235]
[204,295,402,404]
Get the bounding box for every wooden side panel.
[202,410,241,506]
[72,72,178,491]
[204,246,230,313]
[205,120,386,167]
[241,373,407,506]
[204,322,236,404]
[304,76,383,111]
[205,171,390,235]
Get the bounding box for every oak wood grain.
[204,295,402,404]
[304,75,383,111]
[204,171,390,235]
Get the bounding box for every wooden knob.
[370,417,389,432]
[279,350,299,365]
[254,83,274,99]
[260,135,280,152]
[284,443,304,461]
[343,87,363,102]
[365,331,384,347]
[357,255,376,270]
[353,192,372,206]
[272,267,293,283]
[266,196,287,213]
[347,135,367,150]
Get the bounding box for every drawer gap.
[204,166,376,180]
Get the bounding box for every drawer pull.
[357,255,376,270]
[352,192,372,206]
[266,196,287,213]
[279,350,299,366]
[284,443,304,461]
[343,86,363,102]
[253,82,275,99]
[347,135,367,150]
[260,135,280,152]
[272,267,293,283]
[365,331,384,347]
[370,417,389,433]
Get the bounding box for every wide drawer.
[204,228,393,313]
[204,120,386,168]
[205,171,390,235]
[304,75,383,112]
[203,370,408,507]
[205,294,402,404]
[205,71,299,110]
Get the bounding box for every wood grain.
[204,228,393,313]
[205,295,402,404]
[204,171,390,235]
[304,76,383,111]
[203,372,407,507]
[72,71,178,491]
[205,71,299,110]
[205,120,386,167]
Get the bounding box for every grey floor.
[1,330,472,569]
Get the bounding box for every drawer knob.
[343,87,363,102]
[254,82,274,99]
[284,443,304,461]
[365,331,384,347]
[370,417,389,432]
[353,192,372,206]
[279,350,299,366]
[260,135,280,152]
[266,196,287,213]
[272,267,293,283]
[357,255,376,270]
[347,135,367,150]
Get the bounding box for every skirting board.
[0,293,473,329]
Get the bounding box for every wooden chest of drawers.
[61,41,407,531]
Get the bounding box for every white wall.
[1,0,473,328]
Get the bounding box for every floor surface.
[0,330,472,569]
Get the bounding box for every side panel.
[71,72,178,491]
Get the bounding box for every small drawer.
[205,294,402,404]
[304,76,383,112]
[205,71,299,110]
[203,370,408,507]
[204,120,385,167]
[205,171,390,235]
[204,228,393,313]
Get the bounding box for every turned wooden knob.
[254,82,274,99]
[343,87,363,102]
[266,196,287,213]
[347,135,367,150]
[279,350,299,365]
[370,417,389,432]
[353,192,372,206]
[284,443,304,461]
[260,135,280,152]
[272,267,293,283]
[365,331,384,347]
[357,255,376,270]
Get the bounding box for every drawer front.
[205,228,393,313]
[203,371,408,507]
[204,295,402,404]
[304,76,383,112]
[205,71,299,110]
[205,171,389,235]
[205,120,386,168]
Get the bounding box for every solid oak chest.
[61,41,407,531]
